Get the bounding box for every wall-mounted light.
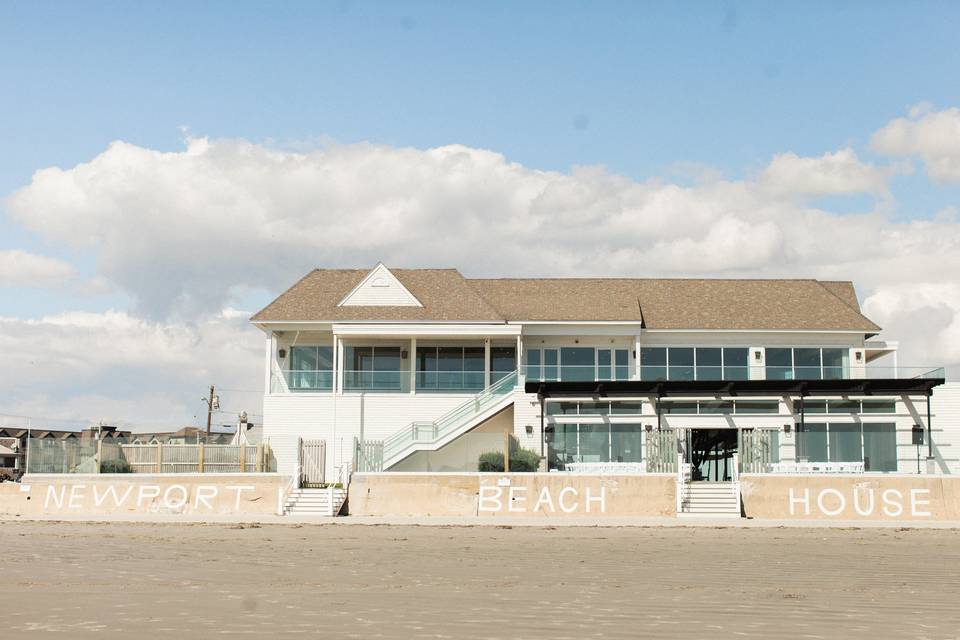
[401,350,409,359]
[754,350,763,361]
[855,351,863,362]
[278,348,287,359]
[783,424,792,434]
[525,425,534,435]
[644,424,653,432]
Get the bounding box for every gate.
[739,429,775,473]
[299,438,326,487]
[644,429,679,473]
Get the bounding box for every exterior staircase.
[359,372,518,471]
[284,487,347,516]
[678,482,742,517]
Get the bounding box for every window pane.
[373,346,401,389]
[491,347,516,383]
[700,401,734,414]
[611,424,643,463]
[827,400,861,414]
[765,347,792,380]
[610,401,643,415]
[597,349,612,381]
[797,424,828,462]
[615,349,630,380]
[863,423,897,472]
[317,346,334,370]
[668,347,694,380]
[578,424,610,462]
[416,347,438,389]
[861,400,896,414]
[291,346,318,371]
[661,401,698,415]
[578,401,610,415]
[561,347,595,381]
[723,348,749,380]
[696,347,722,380]
[463,347,485,390]
[793,348,822,380]
[526,349,541,380]
[736,400,780,414]
[799,400,827,414]
[822,348,847,379]
[640,347,666,381]
[828,423,862,463]
[545,401,579,415]
[547,424,577,470]
[544,349,558,381]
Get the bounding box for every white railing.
[378,372,518,468]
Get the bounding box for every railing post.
[255,443,264,472]
[240,443,247,473]
[198,442,205,473]
[156,442,163,473]
[95,438,102,474]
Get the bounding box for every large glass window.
[526,347,630,381]
[344,346,402,392]
[490,346,516,383]
[288,346,334,390]
[640,347,750,381]
[546,423,643,469]
[765,347,851,380]
[797,422,898,471]
[639,347,667,381]
[863,423,897,472]
[416,346,484,392]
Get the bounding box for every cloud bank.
[3,105,959,426]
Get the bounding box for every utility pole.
[204,385,219,444]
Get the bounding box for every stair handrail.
[381,372,518,460]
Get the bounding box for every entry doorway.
[686,429,738,482]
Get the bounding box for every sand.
[2,521,959,639]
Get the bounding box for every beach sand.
[2,521,959,638]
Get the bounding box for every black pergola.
[525,377,946,459]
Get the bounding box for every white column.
[263,333,274,393]
[516,335,523,382]
[332,332,338,393]
[410,337,417,394]
[484,338,491,389]
[633,334,642,380]
[336,336,345,395]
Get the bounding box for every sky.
[1,1,959,430]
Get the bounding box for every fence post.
[256,443,264,472]
[156,442,163,473]
[198,442,205,473]
[240,443,247,473]
[95,439,102,474]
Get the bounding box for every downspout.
[927,390,933,460]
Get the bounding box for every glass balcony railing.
[343,370,409,393]
[272,370,334,393]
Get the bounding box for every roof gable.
[338,263,423,307]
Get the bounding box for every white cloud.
[0,310,263,429]
[871,106,960,183]
[0,249,75,288]
[758,147,906,197]
[2,127,959,428]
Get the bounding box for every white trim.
[642,328,872,334]
[333,323,521,336]
[337,263,423,307]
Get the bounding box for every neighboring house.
[130,424,260,445]
[251,263,956,481]
[0,426,132,477]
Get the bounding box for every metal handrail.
[380,372,518,463]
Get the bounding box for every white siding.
[339,264,422,307]
[932,382,960,474]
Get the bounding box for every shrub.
[478,448,542,472]
[100,459,132,474]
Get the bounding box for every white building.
[252,264,955,489]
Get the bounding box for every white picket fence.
[119,443,268,474]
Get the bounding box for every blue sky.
[1,1,959,426]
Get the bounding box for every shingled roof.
[251,267,881,333]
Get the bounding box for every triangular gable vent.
[338,263,423,307]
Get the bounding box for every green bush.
[478,448,542,472]
[100,459,132,473]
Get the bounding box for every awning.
[525,377,946,398]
